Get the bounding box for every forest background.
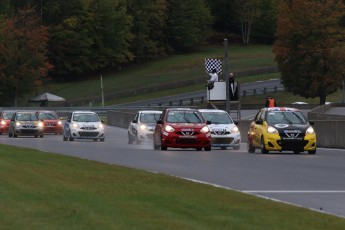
[1,0,345,106]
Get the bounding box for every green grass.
[1,144,345,229]
[23,44,275,106]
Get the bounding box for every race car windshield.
[140,113,161,123]
[16,113,39,121]
[202,112,232,124]
[267,111,307,125]
[166,111,204,123]
[39,112,58,120]
[73,114,100,122]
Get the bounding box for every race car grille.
[178,137,199,144]
[277,139,309,150]
[78,131,99,137]
[81,126,97,130]
[20,129,38,134]
[46,123,56,127]
[211,131,230,135]
[23,125,37,129]
[212,137,234,144]
[176,131,199,136]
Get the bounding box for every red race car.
[153,108,212,151]
[0,110,16,134]
[37,110,63,134]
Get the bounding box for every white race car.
[128,110,162,144]
[199,109,241,150]
[63,111,105,141]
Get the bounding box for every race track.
[1,125,345,219]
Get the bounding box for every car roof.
[72,111,97,114]
[265,107,299,112]
[139,110,162,114]
[165,108,197,111]
[37,110,57,113]
[198,109,228,113]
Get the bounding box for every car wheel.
[153,140,160,150]
[196,148,202,151]
[247,141,255,153]
[93,138,98,142]
[160,144,167,150]
[204,146,211,151]
[63,133,67,141]
[100,138,105,142]
[220,146,227,150]
[40,135,44,138]
[8,132,12,137]
[260,137,269,154]
[234,145,240,150]
[13,133,17,138]
[35,135,38,138]
[68,131,74,141]
[128,132,134,144]
[308,149,316,154]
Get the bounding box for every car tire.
[204,146,211,151]
[68,131,74,141]
[63,133,67,141]
[100,138,105,142]
[153,140,160,150]
[260,137,269,154]
[93,138,98,142]
[128,132,134,144]
[220,146,227,150]
[234,145,240,150]
[308,149,316,154]
[247,141,255,153]
[13,133,17,138]
[160,145,167,150]
[8,132,12,137]
[196,148,202,151]
[40,135,44,138]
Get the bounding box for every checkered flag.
[205,58,222,74]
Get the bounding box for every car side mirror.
[234,121,239,125]
[309,121,314,125]
[206,120,211,125]
[157,120,163,124]
[132,120,137,124]
[67,118,71,122]
[255,120,263,125]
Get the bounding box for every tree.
[273,0,345,105]
[251,0,281,44]
[233,0,260,44]
[0,7,52,106]
[127,0,167,63]
[165,0,213,52]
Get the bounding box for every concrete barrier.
[107,110,345,149]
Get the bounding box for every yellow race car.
[247,107,316,154]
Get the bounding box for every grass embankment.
[1,144,345,229]
[27,44,343,106]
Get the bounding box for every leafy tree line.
[0,0,281,106]
[1,0,345,106]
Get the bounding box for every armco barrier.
[107,110,345,149]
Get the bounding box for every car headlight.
[231,126,239,133]
[1,120,5,125]
[16,122,21,126]
[140,124,147,130]
[267,126,278,134]
[72,123,78,128]
[99,123,104,129]
[57,121,62,125]
[164,125,175,132]
[38,122,44,128]
[200,125,210,133]
[306,126,315,134]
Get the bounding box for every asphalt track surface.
[1,126,345,219]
